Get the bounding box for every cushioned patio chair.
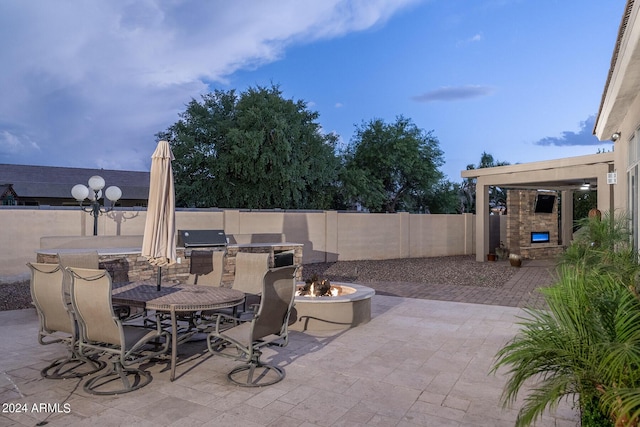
[187,249,225,286]
[68,267,170,395]
[207,265,298,387]
[27,262,104,379]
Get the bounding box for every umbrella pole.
[157,266,162,291]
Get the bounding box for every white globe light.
[71,184,89,201]
[105,186,122,202]
[88,189,103,201]
[88,175,105,191]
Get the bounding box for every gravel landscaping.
[1,281,33,311]
[0,255,519,311]
[301,255,516,288]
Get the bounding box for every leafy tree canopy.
[460,151,510,214]
[157,85,341,209]
[341,116,445,213]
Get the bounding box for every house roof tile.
[0,164,150,200]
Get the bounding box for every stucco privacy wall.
[0,208,476,276]
[409,213,475,257]
[337,212,411,259]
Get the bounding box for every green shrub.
[493,211,640,426]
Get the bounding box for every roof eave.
[594,0,639,140]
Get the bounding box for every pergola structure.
[461,152,615,262]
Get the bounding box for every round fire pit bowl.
[290,282,375,332]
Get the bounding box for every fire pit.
[296,274,342,297]
[290,275,375,332]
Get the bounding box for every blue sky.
[0,0,623,183]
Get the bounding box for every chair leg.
[226,350,285,387]
[227,362,285,387]
[41,350,105,380]
[83,360,152,395]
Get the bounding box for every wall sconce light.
[611,132,621,142]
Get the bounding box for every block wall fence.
[0,207,480,277]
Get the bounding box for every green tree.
[341,116,445,213]
[460,152,510,214]
[573,190,598,229]
[157,85,341,209]
[418,179,463,214]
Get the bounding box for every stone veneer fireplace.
[506,189,564,259]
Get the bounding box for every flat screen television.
[531,231,550,243]
[534,194,555,213]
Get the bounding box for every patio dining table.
[112,282,245,381]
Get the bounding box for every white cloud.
[412,85,494,102]
[0,0,420,170]
[456,32,483,47]
[0,130,40,155]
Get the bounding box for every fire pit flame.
[297,274,335,297]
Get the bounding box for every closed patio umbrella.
[141,140,176,290]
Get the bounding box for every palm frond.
[600,387,640,427]
[493,262,640,426]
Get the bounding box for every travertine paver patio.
[0,259,578,426]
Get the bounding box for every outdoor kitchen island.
[35,234,303,284]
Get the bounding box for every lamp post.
[71,175,122,236]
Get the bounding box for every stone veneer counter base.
[36,242,304,285]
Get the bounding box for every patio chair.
[27,262,104,379]
[68,267,170,395]
[57,251,100,270]
[58,251,131,319]
[232,251,270,314]
[206,265,298,387]
[57,251,99,300]
[187,249,225,286]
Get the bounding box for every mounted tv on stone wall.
[531,231,550,243]
[534,194,555,213]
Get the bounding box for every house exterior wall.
[593,1,639,235]
[0,207,477,277]
[609,93,640,249]
[611,89,640,214]
[592,0,640,249]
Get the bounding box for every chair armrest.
[214,312,244,332]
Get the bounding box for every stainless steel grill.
[178,230,227,249]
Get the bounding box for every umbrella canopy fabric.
[141,140,176,267]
